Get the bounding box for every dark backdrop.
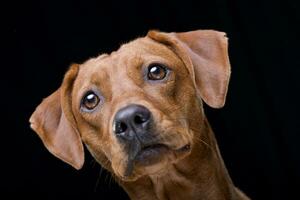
[5,0,300,199]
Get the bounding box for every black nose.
[113,104,151,140]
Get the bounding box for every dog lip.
[132,143,191,167]
[141,143,167,151]
[134,144,169,165]
[175,144,191,152]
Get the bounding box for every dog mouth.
[119,142,191,180]
[134,144,169,166]
[134,143,191,166]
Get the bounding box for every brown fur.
[30,30,250,200]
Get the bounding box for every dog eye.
[147,64,167,80]
[82,92,100,110]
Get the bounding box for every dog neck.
[118,117,243,200]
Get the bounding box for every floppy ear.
[29,64,84,169]
[148,30,231,108]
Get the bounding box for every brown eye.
[82,92,100,110]
[147,64,167,80]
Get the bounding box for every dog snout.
[113,104,152,140]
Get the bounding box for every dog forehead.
[80,37,177,74]
[76,36,190,94]
[116,37,174,59]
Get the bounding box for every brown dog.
[30,30,250,200]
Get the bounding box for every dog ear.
[29,64,84,169]
[148,30,231,108]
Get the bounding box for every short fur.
[30,30,250,200]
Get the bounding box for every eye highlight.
[81,91,100,111]
[147,64,168,80]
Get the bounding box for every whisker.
[94,166,103,192]
[163,105,182,115]
[194,136,213,150]
[174,123,214,152]
[90,159,96,167]
[104,171,112,186]
[108,172,114,188]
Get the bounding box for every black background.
[5,0,300,199]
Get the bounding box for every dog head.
[30,30,230,181]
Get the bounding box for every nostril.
[120,122,128,132]
[113,104,151,136]
[134,114,148,124]
[114,121,128,134]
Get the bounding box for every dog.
[30,29,250,200]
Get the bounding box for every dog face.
[73,38,198,180]
[30,30,230,181]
